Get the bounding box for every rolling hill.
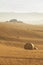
[0,22,43,65]
[0,22,43,49]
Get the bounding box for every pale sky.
[0,0,43,12]
[0,0,43,24]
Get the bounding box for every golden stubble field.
[0,22,43,65]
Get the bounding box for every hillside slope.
[0,22,43,65]
[0,22,43,49]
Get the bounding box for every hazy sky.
[0,0,43,12]
[0,0,43,24]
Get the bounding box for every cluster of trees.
[6,19,23,23]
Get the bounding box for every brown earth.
[0,22,43,65]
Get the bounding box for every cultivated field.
[0,22,43,65]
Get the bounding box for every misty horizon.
[0,12,43,25]
[0,0,43,24]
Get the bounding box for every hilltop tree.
[9,19,17,22]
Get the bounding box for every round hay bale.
[24,42,35,50]
[34,47,38,50]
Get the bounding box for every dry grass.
[0,44,43,65]
[0,22,43,65]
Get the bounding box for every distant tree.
[9,19,17,22]
[6,19,23,23]
[17,21,23,23]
